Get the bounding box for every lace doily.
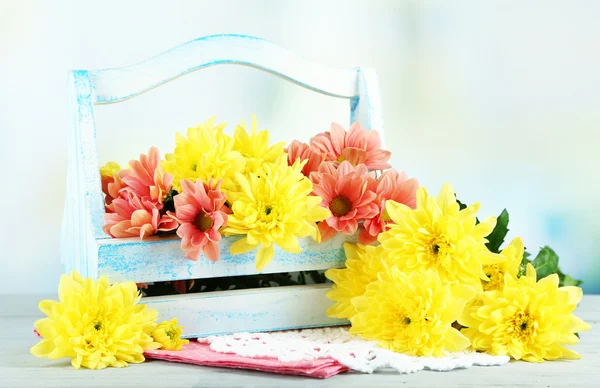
[199,326,509,374]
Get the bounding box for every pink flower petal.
[203,242,220,262]
[318,222,338,242]
[130,209,153,227]
[184,249,202,261]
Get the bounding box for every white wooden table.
[1,295,598,387]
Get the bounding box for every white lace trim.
[200,326,509,374]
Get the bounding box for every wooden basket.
[61,34,383,337]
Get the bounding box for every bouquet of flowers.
[31,116,590,370]
[100,116,418,269]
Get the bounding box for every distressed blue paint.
[70,71,106,240]
[143,284,348,337]
[98,233,357,283]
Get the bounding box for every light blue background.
[0,0,598,294]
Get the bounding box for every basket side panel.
[143,284,347,338]
[98,233,356,283]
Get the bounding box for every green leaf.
[531,246,559,280]
[485,209,509,253]
[560,274,583,287]
[557,270,583,287]
[521,246,583,286]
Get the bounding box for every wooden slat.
[97,233,356,283]
[143,284,348,338]
[89,34,360,103]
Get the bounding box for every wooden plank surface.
[2,294,598,387]
[97,233,356,283]
[145,284,348,337]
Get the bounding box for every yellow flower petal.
[377,184,498,289]
[444,327,471,352]
[30,271,161,370]
[325,244,387,320]
[225,161,328,271]
[461,265,591,362]
[349,268,470,357]
[230,238,259,255]
[152,318,189,351]
[256,245,275,272]
[436,183,459,214]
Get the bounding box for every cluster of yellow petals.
[481,236,524,291]
[99,161,122,178]
[460,264,591,362]
[162,115,288,200]
[224,159,331,271]
[152,318,190,351]
[233,115,286,175]
[325,243,388,320]
[30,272,189,370]
[350,268,476,357]
[327,182,590,362]
[378,183,503,290]
[162,117,246,195]
[31,272,161,369]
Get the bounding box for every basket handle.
[88,34,382,131]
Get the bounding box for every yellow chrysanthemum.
[378,183,504,289]
[162,117,246,194]
[459,264,591,362]
[224,160,331,271]
[100,161,122,178]
[325,243,388,320]
[482,237,524,291]
[351,267,476,357]
[30,271,160,369]
[152,318,189,350]
[233,115,286,174]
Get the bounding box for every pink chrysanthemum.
[309,160,376,188]
[312,162,379,241]
[310,122,391,170]
[120,147,173,204]
[103,192,178,239]
[286,140,327,177]
[359,169,418,244]
[171,179,228,261]
[101,172,126,212]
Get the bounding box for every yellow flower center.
[337,155,345,163]
[392,310,413,331]
[93,320,103,331]
[330,195,352,217]
[258,201,281,222]
[509,311,537,342]
[482,264,503,291]
[428,237,450,260]
[194,212,213,231]
[165,328,175,341]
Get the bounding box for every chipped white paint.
[62,34,382,337]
